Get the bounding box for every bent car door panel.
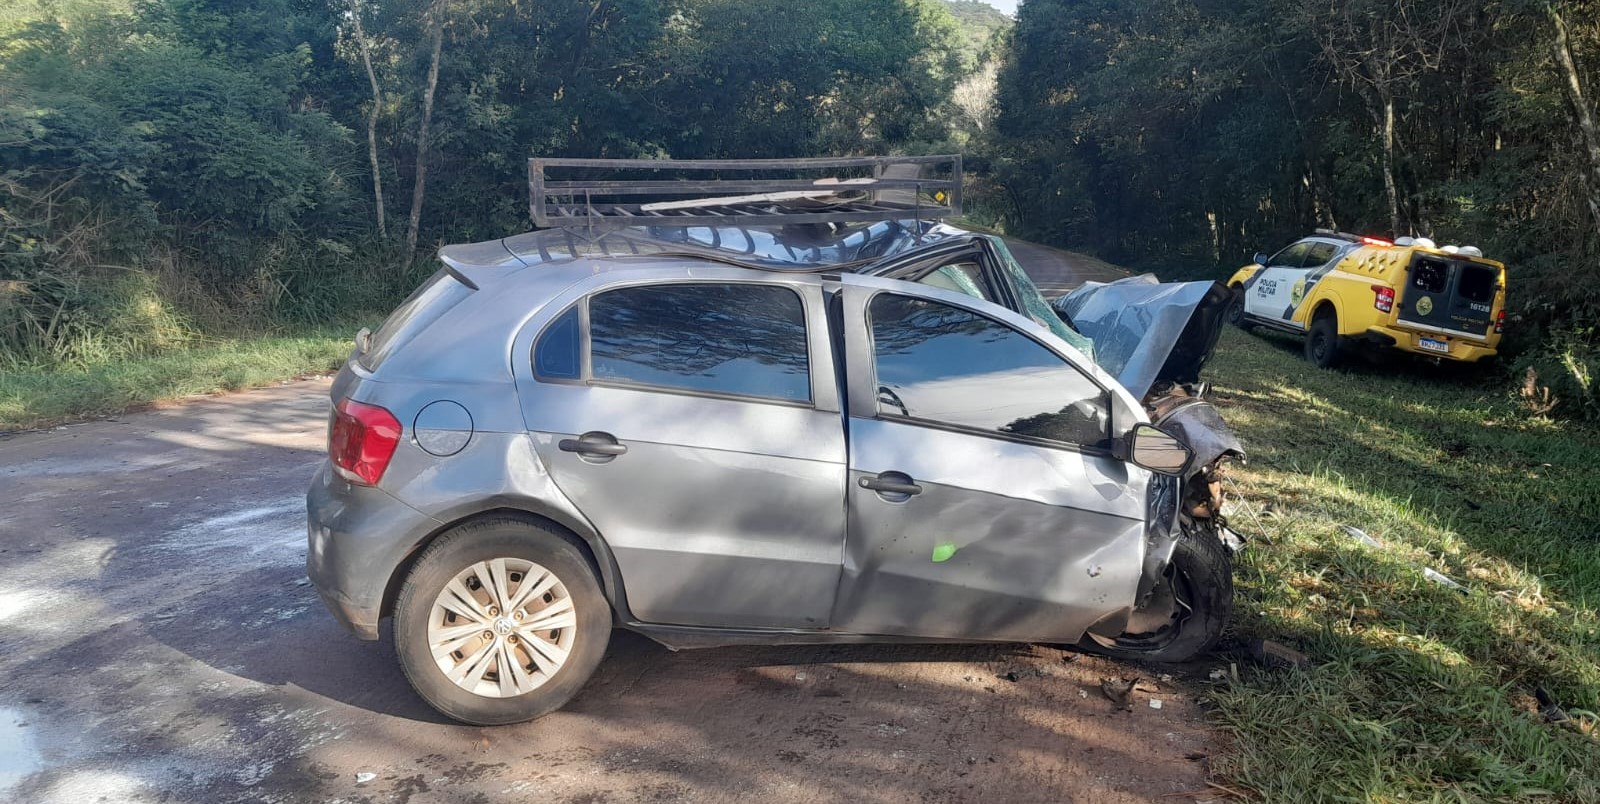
[830,275,1149,643]
[513,274,846,630]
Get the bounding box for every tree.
[347,0,389,238]
[405,1,444,255]
[1549,1,1600,233]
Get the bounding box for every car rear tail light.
[1372,285,1395,313]
[329,398,402,485]
[1494,309,1505,334]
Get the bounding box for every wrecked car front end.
[1054,275,1249,656]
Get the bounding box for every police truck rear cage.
[529,155,962,229]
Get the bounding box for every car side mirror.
[1125,423,1193,476]
[1253,252,1268,266]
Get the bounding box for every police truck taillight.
[1372,285,1395,313]
[329,398,402,485]
[1495,309,1505,334]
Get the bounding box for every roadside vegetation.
[0,329,354,432]
[1206,328,1600,799]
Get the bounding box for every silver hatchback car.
[309,183,1241,727]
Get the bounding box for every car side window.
[586,282,811,403]
[1303,242,1338,267]
[917,261,998,304]
[868,293,1110,448]
[1267,242,1311,268]
[534,305,581,379]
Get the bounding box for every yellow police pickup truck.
[1224,230,1507,367]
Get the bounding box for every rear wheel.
[394,518,611,725]
[1084,525,1233,662]
[1305,310,1344,368]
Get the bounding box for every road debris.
[1536,687,1571,724]
[1340,525,1383,549]
[355,772,376,784]
[1100,677,1138,709]
[1225,639,1310,669]
[1341,524,1467,593]
[1149,699,1164,710]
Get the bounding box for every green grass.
[1205,328,1600,801]
[0,328,357,431]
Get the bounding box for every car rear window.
[360,268,474,371]
[587,283,811,403]
[1458,264,1496,303]
[1412,258,1449,293]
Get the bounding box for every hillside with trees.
[0,0,964,368]
[0,0,1596,415]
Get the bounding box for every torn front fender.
[1150,396,1245,474]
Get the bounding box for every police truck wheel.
[1305,312,1344,368]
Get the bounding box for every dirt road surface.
[0,242,1219,804]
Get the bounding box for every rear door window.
[1303,242,1339,267]
[868,293,1110,448]
[587,283,811,403]
[1457,265,1496,303]
[1412,258,1449,293]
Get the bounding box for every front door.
[518,276,846,630]
[828,275,1150,643]
[1244,241,1312,323]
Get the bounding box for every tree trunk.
[1550,2,1600,234]
[405,10,444,255]
[1382,92,1401,236]
[349,0,387,238]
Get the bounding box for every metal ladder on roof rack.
[528,155,962,230]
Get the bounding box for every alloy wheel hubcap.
[427,558,576,698]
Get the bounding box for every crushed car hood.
[1052,275,1233,399]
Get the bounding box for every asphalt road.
[0,242,1215,804]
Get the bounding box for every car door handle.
[859,474,922,496]
[559,435,627,456]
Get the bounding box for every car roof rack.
[529,155,962,229]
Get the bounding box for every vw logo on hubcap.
[493,618,514,637]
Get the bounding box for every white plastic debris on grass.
[1342,525,1466,592]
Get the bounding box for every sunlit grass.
[0,329,357,431]
[1206,328,1600,800]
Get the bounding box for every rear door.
[828,275,1150,643]
[1397,255,1498,339]
[516,273,847,630]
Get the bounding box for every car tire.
[1305,311,1344,368]
[1226,288,1254,331]
[1081,524,1233,663]
[394,517,611,725]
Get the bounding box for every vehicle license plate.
[1419,337,1450,354]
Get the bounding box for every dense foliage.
[988,0,1600,416]
[0,0,969,367]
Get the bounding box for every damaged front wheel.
[1085,527,1233,662]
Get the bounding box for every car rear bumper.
[306,462,444,640]
[1363,326,1497,362]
